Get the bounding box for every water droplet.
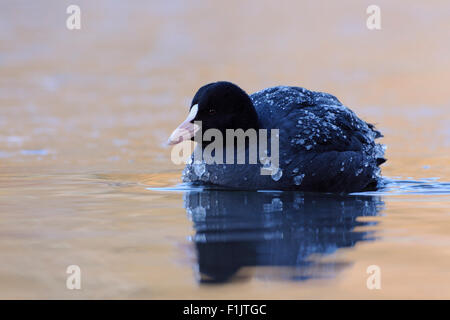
[182,167,192,182]
[201,170,210,181]
[193,161,206,177]
[294,174,305,185]
[260,155,270,165]
[262,160,271,168]
[374,144,387,158]
[271,167,283,181]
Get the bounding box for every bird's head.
[168,81,259,145]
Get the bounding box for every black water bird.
[168,81,386,192]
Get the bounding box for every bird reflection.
[183,190,384,284]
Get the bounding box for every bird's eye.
[208,109,216,115]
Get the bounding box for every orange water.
[0,1,449,299]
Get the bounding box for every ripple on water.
[351,177,450,196]
[146,176,450,196]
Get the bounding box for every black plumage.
[179,82,386,192]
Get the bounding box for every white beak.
[167,104,200,145]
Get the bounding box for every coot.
[168,81,386,192]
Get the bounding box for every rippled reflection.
[183,190,384,283]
